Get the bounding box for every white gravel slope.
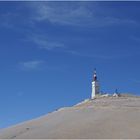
[0,95,140,139]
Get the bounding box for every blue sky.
[1,1,140,128]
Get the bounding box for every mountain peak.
[0,94,140,139]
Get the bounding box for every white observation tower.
[91,69,100,99]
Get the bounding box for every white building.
[91,69,100,99]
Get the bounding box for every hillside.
[0,94,140,139]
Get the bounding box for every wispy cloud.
[29,2,137,27]
[26,34,114,59]
[61,49,133,60]
[19,60,45,71]
[130,36,140,43]
[29,34,65,51]
[25,33,133,60]
[32,2,93,26]
[0,12,18,29]
[0,2,137,30]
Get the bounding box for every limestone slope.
[0,95,140,139]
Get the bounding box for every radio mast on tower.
[91,69,100,99]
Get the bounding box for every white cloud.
[30,34,65,51]
[33,3,93,26]
[19,60,45,71]
[61,49,132,60]
[26,33,133,60]
[29,2,137,27]
[0,2,137,30]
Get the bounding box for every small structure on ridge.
[91,69,100,99]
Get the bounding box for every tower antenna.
[91,68,100,99]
